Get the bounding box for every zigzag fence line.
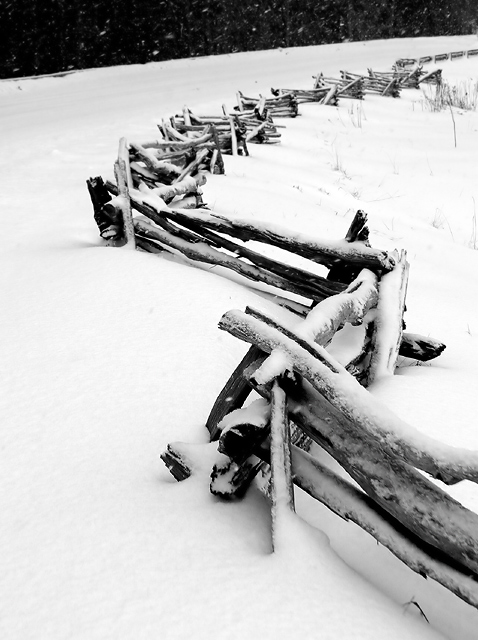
[86,53,478,612]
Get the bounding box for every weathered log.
[114,137,136,248]
[241,269,378,384]
[382,78,399,97]
[419,69,442,85]
[210,455,264,499]
[209,125,225,174]
[321,84,339,106]
[133,218,347,304]
[366,249,409,384]
[271,87,330,104]
[248,372,478,577]
[147,210,395,272]
[270,379,295,550]
[186,109,207,126]
[217,384,311,460]
[228,116,238,156]
[206,345,269,440]
[174,148,209,183]
[135,235,169,254]
[218,308,478,486]
[153,211,347,300]
[126,197,229,250]
[219,421,269,463]
[219,218,393,270]
[130,161,164,187]
[400,333,446,361]
[160,122,191,142]
[219,391,474,589]
[129,141,182,183]
[341,70,400,96]
[337,77,365,99]
[289,444,478,610]
[134,131,213,151]
[211,399,271,500]
[237,91,298,117]
[209,359,255,432]
[87,176,123,241]
[234,116,249,156]
[344,209,370,244]
[182,105,192,127]
[86,175,112,217]
[107,181,204,245]
[209,149,219,174]
[245,121,267,141]
[326,209,370,284]
[160,443,192,481]
[149,174,207,204]
[138,148,195,166]
[244,303,369,390]
[249,428,478,606]
[216,397,270,459]
[246,432,478,607]
[236,91,244,111]
[395,67,422,89]
[345,320,374,383]
[256,269,377,348]
[132,190,344,299]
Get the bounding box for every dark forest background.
[1,0,477,79]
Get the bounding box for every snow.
[217,397,270,433]
[2,34,478,640]
[295,268,378,342]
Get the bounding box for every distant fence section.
[396,46,478,68]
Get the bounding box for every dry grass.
[422,79,478,112]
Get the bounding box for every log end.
[210,458,263,499]
[160,444,192,482]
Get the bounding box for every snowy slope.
[1,35,478,640]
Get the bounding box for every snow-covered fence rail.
[236,90,299,118]
[89,142,408,307]
[272,82,340,106]
[163,108,250,156]
[210,305,478,607]
[341,70,401,98]
[103,189,397,305]
[87,137,136,246]
[312,64,439,100]
[87,125,226,245]
[368,67,423,89]
[155,212,478,612]
[313,73,364,100]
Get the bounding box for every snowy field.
[2,35,478,639]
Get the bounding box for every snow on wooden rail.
[155,209,478,612]
[88,136,399,303]
[236,90,299,118]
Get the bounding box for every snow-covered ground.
[2,35,478,640]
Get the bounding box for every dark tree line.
[1,0,477,80]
